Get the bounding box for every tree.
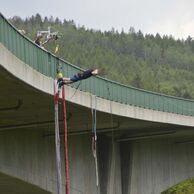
[9,14,194,99]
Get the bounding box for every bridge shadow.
[0,171,52,194]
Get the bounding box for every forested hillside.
[9,14,194,99]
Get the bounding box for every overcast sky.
[1,0,194,39]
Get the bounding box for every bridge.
[1,13,194,194]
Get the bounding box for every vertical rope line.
[68,81,81,101]
[54,79,62,194]
[91,95,99,190]
[62,85,70,194]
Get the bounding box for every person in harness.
[58,69,99,86]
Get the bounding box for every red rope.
[62,85,70,194]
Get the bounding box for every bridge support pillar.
[98,135,122,194]
[128,138,194,194]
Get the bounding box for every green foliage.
[161,178,194,194]
[9,14,194,99]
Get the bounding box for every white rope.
[91,94,99,188]
[54,79,62,194]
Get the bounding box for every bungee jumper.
[58,68,100,86]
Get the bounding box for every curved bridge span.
[1,13,194,194]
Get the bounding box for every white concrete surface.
[0,129,98,194]
[129,139,194,194]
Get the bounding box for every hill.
[9,14,194,99]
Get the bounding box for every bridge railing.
[1,13,194,116]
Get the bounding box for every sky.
[1,0,194,39]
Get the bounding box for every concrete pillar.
[67,134,98,194]
[129,138,194,194]
[107,142,122,194]
[98,135,122,194]
[120,141,132,194]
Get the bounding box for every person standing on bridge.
[34,34,43,46]
[34,33,58,47]
[58,68,100,86]
[34,34,51,47]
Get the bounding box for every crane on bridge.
[35,26,60,47]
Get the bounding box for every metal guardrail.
[1,13,194,116]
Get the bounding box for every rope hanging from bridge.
[54,78,62,194]
[68,81,81,101]
[62,85,70,194]
[54,50,63,194]
[55,46,70,194]
[54,44,101,193]
[91,95,99,187]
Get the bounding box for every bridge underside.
[1,65,194,141]
[1,65,194,194]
